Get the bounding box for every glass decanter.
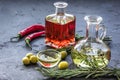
[45,2,76,48]
[71,15,111,68]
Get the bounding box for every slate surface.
[0,0,120,80]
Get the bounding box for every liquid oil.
[45,16,75,48]
[37,49,61,68]
[71,42,111,68]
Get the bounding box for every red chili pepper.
[25,31,45,49]
[10,24,45,42]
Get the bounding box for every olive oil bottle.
[71,15,111,68]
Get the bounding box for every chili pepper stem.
[10,34,21,42]
[25,39,32,49]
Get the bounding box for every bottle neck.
[55,8,65,16]
[84,15,103,42]
[86,23,98,42]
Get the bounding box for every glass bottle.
[71,15,111,68]
[45,2,76,48]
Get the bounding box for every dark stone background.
[0,0,120,80]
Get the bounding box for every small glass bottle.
[71,15,111,68]
[45,2,76,48]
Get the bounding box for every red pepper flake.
[42,62,51,67]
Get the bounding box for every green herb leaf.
[36,67,120,80]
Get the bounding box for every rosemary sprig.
[75,34,84,41]
[75,34,112,42]
[36,67,120,80]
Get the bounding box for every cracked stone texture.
[0,0,120,80]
